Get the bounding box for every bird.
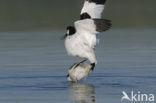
[63,0,111,64]
[63,0,111,82]
[67,60,95,82]
[64,19,111,64]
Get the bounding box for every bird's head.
[62,26,76,39]
[66,26,76,36]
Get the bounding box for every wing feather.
[75,19,111,34]
[94,19,112,32]
[80,0,107,19]
[74,19,111,49]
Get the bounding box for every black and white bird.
[63,0,111,81]
[64,18,111,64]
[67,60,95,82]
[64,0,111,64]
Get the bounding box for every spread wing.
[75,19,111,34]
[80,0,107,19]
[74,19,111,48]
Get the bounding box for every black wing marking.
[86,0,107,4]
[94,19,112,32]
[80,12,91,20]
[68,60,86,70]
[69,63,78,70]
[74,60,87,69]
[80,0,107,20]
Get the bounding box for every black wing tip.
[86,0,107,4]
[94,19,112,32]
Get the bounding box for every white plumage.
[67,60,95,82]
[65,19,111,63]
[65,19,98,63]
[64,0,111,82]
[81,0,105,18]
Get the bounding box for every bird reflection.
[69,82,96,103]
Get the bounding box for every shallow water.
[0,29,156,103]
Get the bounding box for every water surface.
[0,29,156,103]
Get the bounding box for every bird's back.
[68,62,92,81]
[65,33,95,57]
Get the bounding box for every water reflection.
[69,83,96,103]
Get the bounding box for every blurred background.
[0,0,156,31]
[0,0,156,103]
